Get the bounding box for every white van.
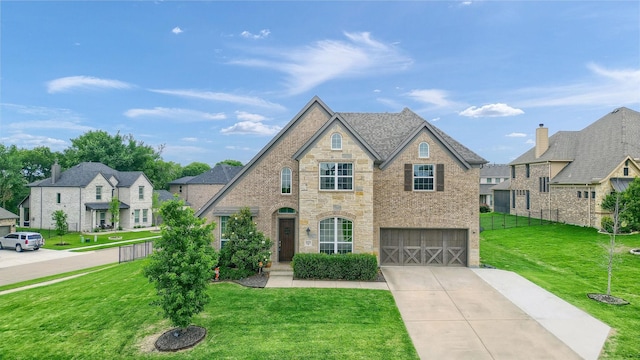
[0,232,45,252]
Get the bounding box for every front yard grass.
[0,260,418,360]
[18,227,160,251]
[480,224,640,359]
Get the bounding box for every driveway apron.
[382,266,583,360]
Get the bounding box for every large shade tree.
[0,144,28,212]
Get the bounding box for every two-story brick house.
[509,107,640,228]
[196,97,487,267]
[169,164,243,213]
[479,164,510,210]
[22,162,154,232]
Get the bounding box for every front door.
[278,218,295,262]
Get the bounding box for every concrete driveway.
[382,266,608,360]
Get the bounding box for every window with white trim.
[320,162,353,190]
[142,209,148,223]
[413,164,434,191]
[331,133,342,150]
[138,186,144,200]
[96,186,102,200]
[419,142,430,158]
[134,209,140,224]
[281,167,292,194]
[220,216,229,248]
[319,217,353,254]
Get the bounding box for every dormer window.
[331,133,342,150]
[419,142,430,158]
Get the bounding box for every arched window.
[331,133,342,150]
[319,217,353,254]
[281,167,292,194]
[419,142,430,158]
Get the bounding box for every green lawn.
[0,260,418,360]
[480,211,555,230]
[18,227,160,251]
[480,224,640,359]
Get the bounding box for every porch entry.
[278,218,295,262]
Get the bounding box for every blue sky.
[1,1,639,167]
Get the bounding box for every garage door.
[0,226,11,237]
[381,228,467,266]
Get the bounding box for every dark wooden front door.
[278,218,295,262]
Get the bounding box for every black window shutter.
[436,164,445,192]
[404,164,412,191]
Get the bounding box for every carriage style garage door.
[381,228,468,266]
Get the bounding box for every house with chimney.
[196,97,487,267]
[508,107,640,228]
[21,162,154,232]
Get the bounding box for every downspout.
[79,188,82,232]
[40,187,43,229]
[548,162,551,220]
[586,184,590,227]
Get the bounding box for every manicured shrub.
[601,216,614,233]
[218,207,273,274]
[479,204,491,213]
[292,253,378,281]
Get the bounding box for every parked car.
[0,232,45,252]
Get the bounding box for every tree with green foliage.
[144,198,217,333]
[216,159,242,167]
[52,210,69,236]
[218,207,272,276]
[151,192,161,226]
[602,177,640,232]
[19,146,59,183]
[181,162,211,177]
[109,197,120,229]
[0,144,27,212]
[143,159,183,190]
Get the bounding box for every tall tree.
[0,144,28,212]
[181,162,211,177]
[144,198,217,333]
[19,146,59,183]
[144,159,183,190]
[216,159,242,167]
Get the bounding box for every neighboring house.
[509,107,640,228]
[196,97,487,267]
[479,164,510,209]
[152,189,190,226]
[0,207,19,236]
[491,179,511,214]
[169,164,243,212]
[22,162,154,232]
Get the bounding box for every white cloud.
[506,132,527,137]
[181,137,198,142]
[172,26,183,34]
[221,121,281,136]
[7,119,94,132]
[406,89,454,108]
[525,139,535,145]
[459,103,524,118]
[225,145,253,151]
[230,31,412,95]
[0,132,67,150]
[235,111,266,122]
[431,117,440,122]
[241,29,270,39]
[516,63,640,108]
[148,89,286,110]
[124,107,226,121]
[47,76,132,93]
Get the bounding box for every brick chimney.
[535,124,548,158]
[51,161,61,184]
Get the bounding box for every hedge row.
[292,253,378,281]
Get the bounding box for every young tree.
[109,196,120,229]
[52,210,68,236]
[151,191,161,226]
[144,199,217,334]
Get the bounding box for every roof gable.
[28,162,150,188]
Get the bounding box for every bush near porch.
[293,253,378,281]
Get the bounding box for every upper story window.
[525,164,530,178]
[331,133,342,150]
[96,186,102,200]
[138,186,144,200]
[511,166,516,179]
[413,164,434,191]
[56,193,61,204]
[486,178,493,184]
[624,167,629,176]
[319,217,353,254]
[281,168,292,194]
[419,142,430,158]
[320,162,353,190]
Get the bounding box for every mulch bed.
[227,268,387,289]
[154,325,207,352]
[587,293,630,305]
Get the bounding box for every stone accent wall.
[298,124,375,255]
[374,131,481,266]
[200,104,331,258]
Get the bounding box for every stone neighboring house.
[21,162,154,232]
[479,164,510,210]
[0,207,19,236]
[509,107,640,228]
[196,97,487,267]
[169,164,243,212]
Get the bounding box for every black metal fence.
[481,210,560,231]
[119,241,154,263]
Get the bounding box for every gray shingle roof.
[28,162,146,188]
[0,207,19,220]
[186,164,243,185]
[480,164,510,177]
[510,107,640,184]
